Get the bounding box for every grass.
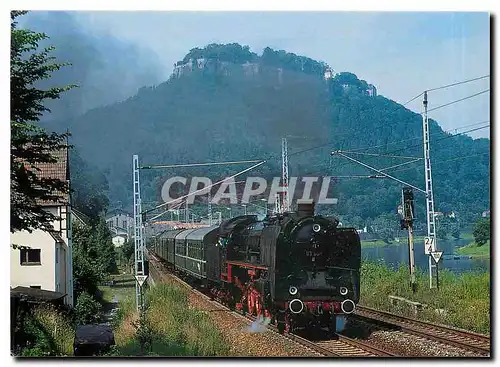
[100,272,137,304]
[456,241,490,259]
[145,283,230,356]
[105,272,229,356]
[361,239,397,247]
[360,260,490,333]
[459,232,475,241]
[19,304,75,356]
[99,271,137,352]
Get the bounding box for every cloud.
[20,11,166,121]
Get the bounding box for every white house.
[10,147,74,307]
[106,209,134,246]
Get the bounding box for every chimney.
[297,202,315,217]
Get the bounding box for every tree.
[436,216,450,240]
[451,221,461,239]
[93,218,117,274]
[121,239,135,263]
[74,292,103,325]
[72,222,104,297]
[372,213,400,243]
[70,148,110,220]
[10,11,75,233]
[473,217,490,246]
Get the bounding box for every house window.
[123,220,127,229]
[30,285,41,289]
[20,249,41,265]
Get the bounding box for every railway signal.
[400,187,417,293]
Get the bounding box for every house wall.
[66,208,73,307]
[10,205,73,306]
[59,245,67,295]
[11,229,56,291]
[106,213,134,235]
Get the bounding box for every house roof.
[106,208,133,218]
[35,147,69,182]
[32,146,70,206]
[49,231,64,243]
[10,286,65,302]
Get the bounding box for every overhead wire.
[389,152,490,174]
[347,120,489,153]
[427,89,490,113]
[426,74,490,93]
[298,124,490,179]
[278,75,490,163]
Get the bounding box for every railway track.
[147,252,396,357]
[354,305,490,356]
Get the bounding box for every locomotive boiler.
[150,203,361,334]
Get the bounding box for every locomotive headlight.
[289,286,298,295]
[340,287,348,295]
[312,224,321,233]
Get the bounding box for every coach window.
[188,241,196,258]
[193,241,201,259]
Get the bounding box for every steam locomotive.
[149,203,361,334]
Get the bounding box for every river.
[362,238,490,275]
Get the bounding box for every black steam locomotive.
[149,203,361,334]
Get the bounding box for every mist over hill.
[21,11,165,121]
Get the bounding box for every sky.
[23,11,492,138]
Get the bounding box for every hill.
[43,43,490,228]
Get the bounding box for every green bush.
[15,304,75,357]
[74,292,103,325]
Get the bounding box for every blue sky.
[41,11,492,138]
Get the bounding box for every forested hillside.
[43,43,490,229]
